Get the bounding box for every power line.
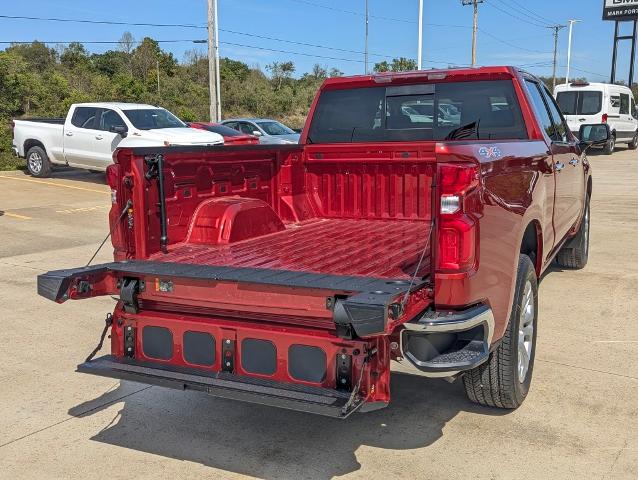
[221,29,398,59]
[284,0,415,24]
[485,1,550,28]
[0,14,206,29]
[0,12,555,63]
[0,13,406,60]
[478,27,551,55]
[499,0,558,26]
[0,39,202,45]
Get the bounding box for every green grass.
[0,151,24,171]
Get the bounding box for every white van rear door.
[556,89,604,136]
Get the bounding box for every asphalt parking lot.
[1,151,637,480]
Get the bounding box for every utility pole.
[548,24,565,93]
[364,0,369,74]
[207,0,221,122]
[461,0,483,67]
[417,0,423,69]
[565,19,581,85]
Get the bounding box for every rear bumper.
[78,355,372,418]
[396,304,495,377]
[12,145,19,157]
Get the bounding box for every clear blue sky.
[0,0,632,83]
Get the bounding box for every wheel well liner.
[520,221,541,276]
[24,139,47,157]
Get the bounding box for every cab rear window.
[307,80,528,143]
[556,91,602,116]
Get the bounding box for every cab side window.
[525,80,555,140]
[239,122,256,135]
[540,86,569,143]
[98,109,127,132]
[70,107,98,129]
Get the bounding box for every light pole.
[207,0,221,122]
[417,0,423,69]
[364,0,369,74]
[565,19,581,85]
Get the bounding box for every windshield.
[123,108,186,130]
[256,121,295,136]
[556,91,602,116]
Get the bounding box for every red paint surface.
[97,66,591,407]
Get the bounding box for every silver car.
[221,118,300,144]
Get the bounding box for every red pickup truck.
[38,66,608,417]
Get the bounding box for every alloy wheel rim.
[517,280,534,383]
[28,152,42,174]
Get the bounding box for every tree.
[118,32,135,55]
[60,42,90,71]
[266,61,295,90]
[374,57,417,73]
[373,60,390,73]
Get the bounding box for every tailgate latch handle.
[120,277,141,314]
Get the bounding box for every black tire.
[26,146,52,178]
[629,132,638,150]
[604,135,615,155]
[463,254,538,409]
[556,197,590,269]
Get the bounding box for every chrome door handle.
[555,162,565,172]
[569,158,579,166]
[65,131,74,137]
[95,135,103,140]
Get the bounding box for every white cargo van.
[555,82,638,154]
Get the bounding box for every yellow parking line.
[3,212,32,220]
[56,205,110,214]
[0,175,109,195]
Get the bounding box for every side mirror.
[110,125,128,138]
[578,123,610,147]
[252,130,262,136]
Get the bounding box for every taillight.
[106,164,120,204]
[602,114,608,124]
[437,163,480,273]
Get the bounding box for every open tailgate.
[38,260,430,338]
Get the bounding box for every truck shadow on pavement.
[69,372,507,479]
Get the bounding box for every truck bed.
[152,218,431,280]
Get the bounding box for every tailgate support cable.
[341,347,377,416]
[85,313,113,363]
[86,200,133,267]
[400,217,435,312]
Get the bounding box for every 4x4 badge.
[478,146,503,159]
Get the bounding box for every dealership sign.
[603,0,638,20]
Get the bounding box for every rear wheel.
[629,132,638,150]
[26,146,52,178]
[463,255,538,409]
[604,135,615,155]
[556,197,590,269]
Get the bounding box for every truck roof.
[320,66,523,89]
[72,102,158,110]
[554,82,632,91]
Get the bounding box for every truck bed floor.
[153,218,431,279]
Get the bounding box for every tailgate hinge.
[120,277,142,314]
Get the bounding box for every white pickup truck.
[12,103,224,177]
